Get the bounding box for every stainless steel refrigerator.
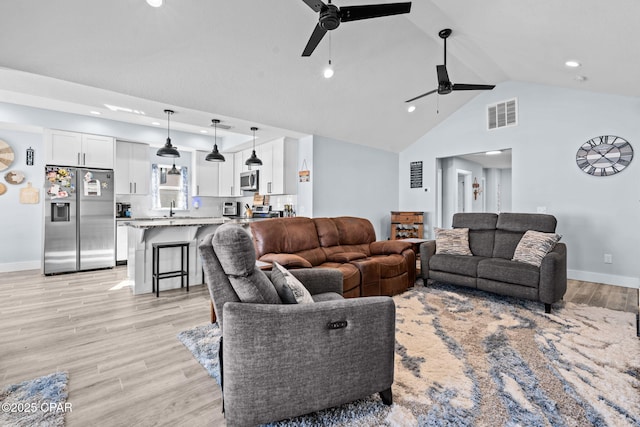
[43,166,115,274]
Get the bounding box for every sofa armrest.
[222,297,395,426]
[289,267,344,296]
[370,240,412,255]
[419,240,436,279]
[539,242,567,304]
[259,253,312,268]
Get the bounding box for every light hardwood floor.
[0,267,637,426]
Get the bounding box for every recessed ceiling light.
[104,104,146,115]
[90,111,101,115]
[407,105,416,113]
[565,60,581,68]
[200,130,208,134]
[151,121,161,126]
[146,0,163,7]
[486,150,502,155]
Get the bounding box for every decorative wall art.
[576,135,633,176]
[0,139,15,171]
[19,182,39,204]
[26,147,34,166]
[298,160,310,182]
[410,161,423,188]
[5,170,25,185]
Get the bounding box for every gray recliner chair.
[199,223,396,427]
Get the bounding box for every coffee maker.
[116,202,131,218]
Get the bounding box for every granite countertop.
[120,216,271,228]
[122,217,228,228]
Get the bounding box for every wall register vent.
[487,98,517,130]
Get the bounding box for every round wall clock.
[576,135,633,176]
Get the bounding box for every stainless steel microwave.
[240,170,259,191]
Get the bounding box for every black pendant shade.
[168,161,180,175]
[205,119,225,162]
[156,109,180,157]
[245,127,262,166]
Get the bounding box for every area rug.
[178,283,640,426]
[0,371,69,427]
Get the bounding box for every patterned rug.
[0,371,69,427]
[178,283,640,426]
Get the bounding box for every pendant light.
[156,109,180,157]
[205,119,225,162]
[168,160,180,175]
[245,127,262,167]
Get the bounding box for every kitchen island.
[124,217,254,295]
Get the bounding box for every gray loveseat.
[420,213,567,313]
[200,223,395,426]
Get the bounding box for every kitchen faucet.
[170,200,175,217]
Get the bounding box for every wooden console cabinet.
[390,211,424,239]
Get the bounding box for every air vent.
[487,98,517,130]
[211,122,233,130]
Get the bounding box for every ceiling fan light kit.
[206,119,225,162]
[406,28,495,104]
[245,127,263,167]
[156,109,180,158]
[301,0,412,57]
[146,0,163,7]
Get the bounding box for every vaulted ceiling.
[0,0,638,152]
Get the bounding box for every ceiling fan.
[406,28,495,103]
[301,0,412,57]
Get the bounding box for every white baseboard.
[0,261,41,273]
[568,269,639,289]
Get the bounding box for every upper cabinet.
[115,140,150,195]
[195,150,220,197]
[256,138,298,195]
[45,129,114,169]
[219,153,237,197]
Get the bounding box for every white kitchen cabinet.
[219,153,236,197]
[115,141,150,195]
[45,129,114,168]
[195,150,220,197]
[257,138,298,195]
[116,222,128,264]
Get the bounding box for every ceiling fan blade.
[302,23,328,56]
[405,89,437,103]
[301,0,325,12]
[340,2,412,22]
[452,83,496,91]
[436,64,450,84]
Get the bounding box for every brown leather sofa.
[250,216,416,298]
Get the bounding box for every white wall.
[313,135,399,240]
[0,126,44,271]
[399,81,640,288]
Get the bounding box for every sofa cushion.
[452,213,498,257]
[429,254,486,277]
[251,217,321,257]
[213,223,281,304]
[271,262,314,304]
[370,240,412,255]
[435,228,473,256]
[332,217,377,245]
[317,261,361,295]
[477,258,540,288]
[260,253,313,268]
[493,213,557,259]
[326,252,367,262]
[512,231,561,267]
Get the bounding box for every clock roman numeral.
[577,159,590,169]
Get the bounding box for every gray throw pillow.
[512,230,561,267]
[271,262,314,304]
[213,223,281,304]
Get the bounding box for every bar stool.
[152,241,190,297]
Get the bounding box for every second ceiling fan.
[406,28,495,103]
[301,0,412,57]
